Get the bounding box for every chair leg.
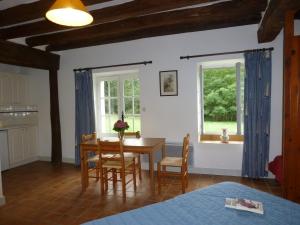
[138,154,142,180]
[100,167,105,195]
[185,172,188,188]
[121,168,126,200]
[96,162,100,181]
[181,173,186,194]
[104,168,108,192]
[157,162,161,194]
[133,160,137,191]
[113,169,117,190]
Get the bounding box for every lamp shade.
[46,0,93,27]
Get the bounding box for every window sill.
[199,140,243,145]
[199,134,244,143]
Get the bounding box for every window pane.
[203,67,237,134]
[124,97,133,114]
[133,116,141,132]
[104,81,109,97]
[134,98,140,114]
[124,80,132,96]
[110,99,118,115]
[105,99,109,114]
[110,114,118,132]
[125,116,134,132]
[133,79,140,96]
[101,116,110,133]
[240,64,245,134]
[110,80,118,97]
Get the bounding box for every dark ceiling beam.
[0,0,217,39]
[0,0,111,27]
[46,6,264,51]
[0,39,59,70]
[257,0,300,43]
[48,14,261,52]
[27,0,267,47]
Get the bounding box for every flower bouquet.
[113,120,129,140]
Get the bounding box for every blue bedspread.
[83,182,300,225]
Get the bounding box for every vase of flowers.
[220,128,229,143]
[113,120,129,141]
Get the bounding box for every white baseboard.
[142,162,241,176]
[38,156,51,162]
[0,195,6,206]
[190,167,242,176]
[39,156,75,164]
[9,156,39,169]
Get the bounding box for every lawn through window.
[199,59,244,136]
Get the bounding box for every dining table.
[80,137,166,192]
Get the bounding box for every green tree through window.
[200,60,244,135]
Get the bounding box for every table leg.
[80,148,88,192]
[149,152,154,189]
[162,143,166,172]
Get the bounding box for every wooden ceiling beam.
[46,12,263,50]
[0,0,217,40]
[27,0,267,47]
[257,0,300,43]
[0,0,111,27]
[0,39,59,70]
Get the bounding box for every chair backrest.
[97,139,125,164]
[124,131,141,138]
[182,134,190,166]
[81,132,96,142]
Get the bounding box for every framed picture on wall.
[159,70,178,96]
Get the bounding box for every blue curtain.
[75,69,95,166]
[242,50,272,178]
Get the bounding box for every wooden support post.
[282,11,300,203]
[49,69,62,165]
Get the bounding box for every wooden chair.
[81,132,100,181]
[81,132,116,181]
[157,134,190,194]
[124,131,142,180]
[98,139,137,199]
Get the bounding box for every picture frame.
[159,70,178,96]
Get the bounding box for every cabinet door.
[0,72,28,105]
[24,126,37,159]
[8,128,25,165]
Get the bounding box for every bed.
[83,182,300,225]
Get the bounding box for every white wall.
[0,153,5,205]
[27,69,52,159]
[56,24,284,175]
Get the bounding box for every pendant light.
[46,0,93,27]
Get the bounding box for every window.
[198,59,244,140]
[93,70,141,136]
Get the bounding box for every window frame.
[93,71,140,136]
[198,59,244,142]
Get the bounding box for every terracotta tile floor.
[0,161,282,225]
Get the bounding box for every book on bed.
[225,198,264,214]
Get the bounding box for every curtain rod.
[73,61,152,72]
[180,47,274,60]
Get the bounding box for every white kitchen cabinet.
[0,131,9,171]
[8,128,24,166]
[7,126,38,168]
[24,126,37,159]
[0,72,28,105]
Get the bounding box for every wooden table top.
[81,137,165,148]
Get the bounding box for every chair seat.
[87,153,116,162]
[87,154,99,162]
[102,159,134,169]
[160,157,183,167]
[124,152,139,159]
